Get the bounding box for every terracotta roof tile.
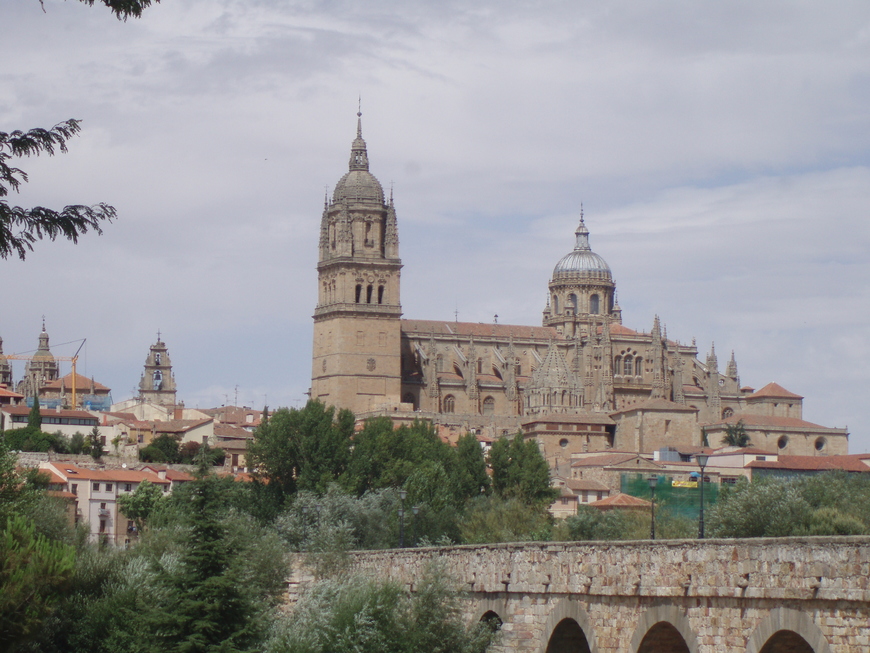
[402,319,561,341]
[747,455,870,473]
[589,493,651,508]
[40,372,110,392]
[746,382,803,400]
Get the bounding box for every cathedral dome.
[332,169,385,204]
[332,113,385,205]
[552,215,612,282]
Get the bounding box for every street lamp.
[696,454,709,539]
[647,475,658,540]
[412,505,420,547]
[398,489,407,548]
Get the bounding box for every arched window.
[366,285,373,303]
[623,355,633,376]
[552,294,559,314]
[722,407,734,419]
[377,286,384,304]
[590,294,600,314]
[483,396,495,416]
[155,353,161,365]
[355,284,362,303]
[443,395,455,413]
[436,355,443,372]
[614,355,622,375]
[568,293,577,314]
[635,357,642,376]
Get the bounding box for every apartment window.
[100,502,106,509]
[71,483,78,495]
[99,520,106,533]
[93,483,100,492]
[125,484,132,492]
[105,483,113,492]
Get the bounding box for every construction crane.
[7,339,87,409]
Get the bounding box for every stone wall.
[287,537,870,653]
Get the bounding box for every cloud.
[1,0,868,450]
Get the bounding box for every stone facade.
[285,538,870,652]
[310,118,849,460]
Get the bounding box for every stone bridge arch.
[746,607,831,653]
[539,597,598,653]
[628,603,699,653]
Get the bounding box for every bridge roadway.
[322,537,870,652]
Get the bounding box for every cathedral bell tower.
[310,113,403,412]
[138,335,178,406]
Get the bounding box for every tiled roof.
[705,414,830,430]
[746,382,803,400]
[566,479,610,492]
[40,372,110,392]
[214,423,252,438]
[610,399,698,415]
[2,406,96,419]
[571,453,654,468]
[152,418,212,433]
[747,455,870,473]
[47,463,169,484]
[712,446,777,456]
[140,465,195,482]
[522,412,615,426]
[0,386,23,398]
[589,493,651,508]
[402,319,560,341]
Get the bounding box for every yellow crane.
[7,339,87,409]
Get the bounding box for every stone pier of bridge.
[289,536,870,653]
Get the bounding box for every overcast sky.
[2,0,868,451]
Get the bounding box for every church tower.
[310,113,403,412]
[17,320,59,399]
[138,335,178,406]
[0,336,12,388]
[543,211,618,337]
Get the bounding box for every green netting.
[621,473,719,520]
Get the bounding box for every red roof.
[40,372,110,392]
[0,386,24,398]
[747,455,870,473]
[46,463,170,484]
[589,493,651,508]
[571,453,660,468]
[2,406,97,419]
[706,414,831,430]
[402,319,560,341]
[746,382,803,400]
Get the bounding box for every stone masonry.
[287,537,870,652]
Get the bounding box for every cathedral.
[310,115,848,465]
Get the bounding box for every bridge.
[296,537,870,652]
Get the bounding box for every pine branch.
[0,202,116,260]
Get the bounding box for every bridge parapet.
[325,537,869,652]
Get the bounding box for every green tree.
[69,432,85,455]
[0,514,76,650]
[86,426,105,461]
[27,396,42,432]
[265,566,495,653]
[452,433,490,501]
[489,432,557,506]
[721,420,751,447]
[459,495,552,544]
[562,505,648,541]
[248,400,355,500]
[152,472,267,652]
[117,480,165,534]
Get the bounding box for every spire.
[349,106,369,171]
[574,206,591,251]
[726,350,739,380]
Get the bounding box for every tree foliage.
[117,480,165,533]
[459,495,552,544]
[0,515,76,650]
[489,432,557,506]
[721,420,751,447]
[265,566,496,653]
[707,472,870,538]
[0,121,115,260]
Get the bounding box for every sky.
[1,0,868,451]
